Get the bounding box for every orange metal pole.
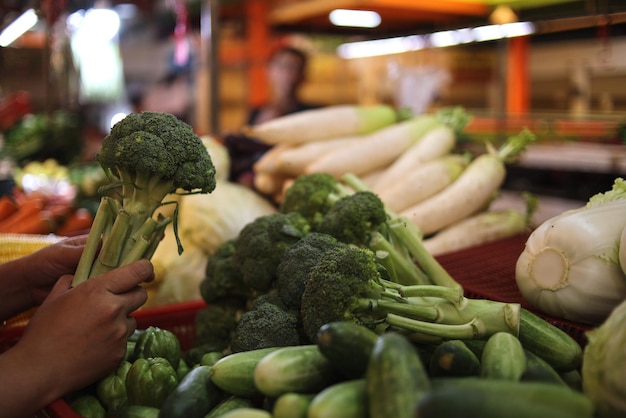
[506,36,530,114]
[245,0,271,108]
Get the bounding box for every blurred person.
[225,45,321,188]
[0,235,153,418]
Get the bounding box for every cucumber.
[200,352,225,367]
[205,395,255,418]
[480,332,526,381]
[210,347,280,398]
[308,379,368,418]
[118,405,160,418]
[216,408,272,418]
[315,321,379,379]
[159,365,222,418]
[428,339,480,377]
[420,378,595,418]
[518,308,582,372]
[521,349,567,386]
[272,393,315,418]
[366,332,430,418]
[253,345,340,398]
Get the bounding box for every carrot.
[0,194,47,232]
[305,115,441,178]
[4,213,55,235]
[400,130,535,236]
[0,195,18,221]
[377,153,470,212]
[372,124,457,192]
[244,104,397,145]
[56,208,95,236]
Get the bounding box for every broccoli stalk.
[72,112,216,285]
[300,244,520,343]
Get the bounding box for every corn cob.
[0,233,64,264]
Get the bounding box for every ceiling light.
[0,8,38,47]
[329,9,381,28]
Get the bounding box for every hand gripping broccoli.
[72,112,216,285]
[300,244,520,344]
[231,212,310,292]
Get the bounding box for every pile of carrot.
[249,105,538,255]
[0,189,94,236]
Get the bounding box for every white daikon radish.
[400,129,535,236]
[253,143,295,174]
[377,154,470,212]
[244,104,397,145]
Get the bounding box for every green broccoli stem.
[341,173,464,293]
[369,232,430,286]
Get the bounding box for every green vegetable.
[209,347,280,398]
[215,408,272,418]
[299,243,520,343]
[96,360,131,415]
[418,378,595,418]
[366,332,430,418]
[117,405,160,418]
[69,394,106,418]
[125,357,179,408]
[205,395,255,418]
[133,326,181,369]
[521,349,567,386]
[231,211,310,291]
[72,111,216,285]
[272,393,314,418]
[582,298,626,418]
[515,177,626,325]
[159,365,223,418]
[200,351,225,367]
[176,357,191,380]
[194,300,244,351]
[308,379,368,418]
[315,321,379,379]
[230,300,301,353]
[428,339,480,377]
[253,344,340,398]
[199,239,253,304]
[480,332,526,381]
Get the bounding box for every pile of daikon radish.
[248,104,537,256]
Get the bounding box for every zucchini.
[428,339,480,377]
[253,345,340,398]
[480,332,526,381]
[117,405,160,418]
[216,407,272,418]
[521,349,567,386]
[159,365,222,418]
[272,393,315,418]
[205,395,255,418]
[316,321,379,379]
[420,378,595,418]
[210,347,280,398]
[308,379,368,418]
[366,332,430,418]
[518,308,582,372]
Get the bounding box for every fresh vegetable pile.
[251,105,537,255]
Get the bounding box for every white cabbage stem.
[515,198,626,325]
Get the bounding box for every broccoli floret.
[275,232,347,309]
[73,111,216,284]
[231,212,310,291]
[230,301,302,353]
[194,299,245,351]
[299,244,521,344]
[200,239,253,303]
[279,172,352,228]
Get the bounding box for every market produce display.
[252,105,534,255]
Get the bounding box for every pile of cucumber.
[98,320,594,418]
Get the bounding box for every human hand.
[11,260,153,405]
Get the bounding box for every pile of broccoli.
[195,172,521,354]
[73,111,216,285]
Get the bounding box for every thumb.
[45,274,74,302]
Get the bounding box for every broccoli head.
[200,239,253,304]
[276,232,347,309]
[279,173,351,228]
[194,299,245,351]
[230,301,301,353]
[232,212,310,291]
[73,111,217,284]
[316,191,388,246]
